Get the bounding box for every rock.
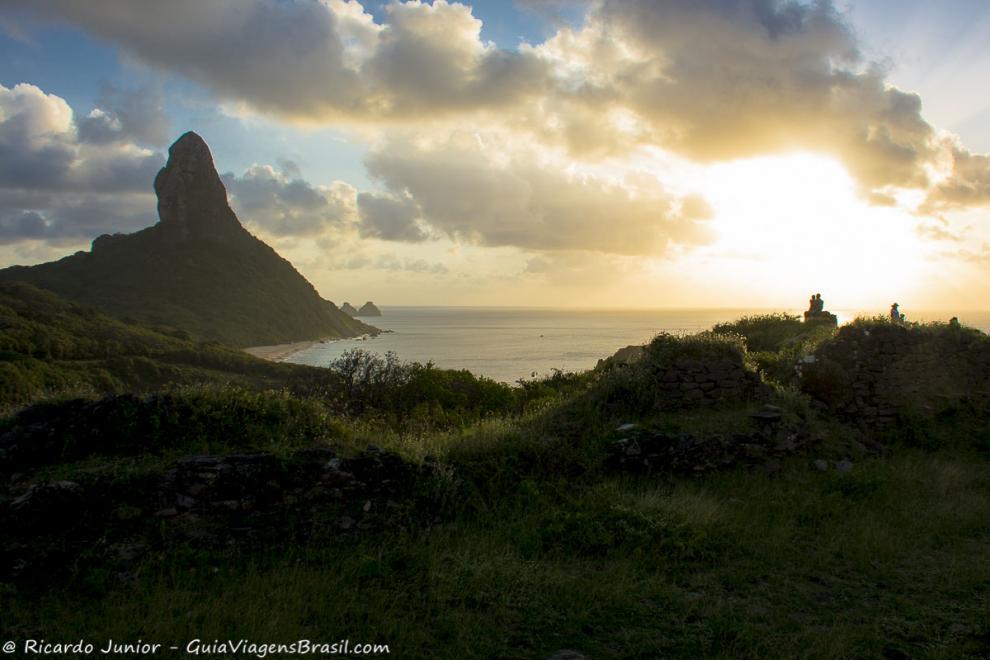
[153,132,244,243]
[598,344,645,369]
[616,422,639,432]
[354,301,382,317]
[548,651,586,660]
[835,459,854,473]
[813,459,829,472]
[341,302,359,316]
[750,404,783,421]
[6,480,86,532]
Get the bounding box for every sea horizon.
[287,305,990,383]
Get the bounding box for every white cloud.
[362,133,714,255]
[0,83,163,243]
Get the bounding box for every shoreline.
[243,340,321,362]
[244,332,381,362]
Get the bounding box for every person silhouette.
[890,303,905,323]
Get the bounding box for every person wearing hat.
[890,303,905,323]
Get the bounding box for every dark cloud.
[222,164,356,237]
[76,84,170,147]
[356,192,429,242]
[0,189,157,245]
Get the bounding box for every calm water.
[284,307,990,383]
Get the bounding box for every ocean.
[284,307,990,383]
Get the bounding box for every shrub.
[711,313,806,353]
[642,331,751,368]
[325,349,517,429]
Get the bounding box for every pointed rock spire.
[153,131,243,242]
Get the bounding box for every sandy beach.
[243,340,317,362]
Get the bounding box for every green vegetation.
[712,312,807,352]
[0,222,374,348]
[1,301,988,658]
[0,281,318,410]
[712,313,836,386]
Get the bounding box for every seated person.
[890,303,905,323]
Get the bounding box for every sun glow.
[690,153,930,308]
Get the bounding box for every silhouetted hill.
[0,281,321,407]
[0,132,375,347]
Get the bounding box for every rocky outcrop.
[355,301,382,317]
[153,132,244,243]
[596,344,645,369]
[341,302,359,316]
[0,132,377,347]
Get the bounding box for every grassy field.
[4,448,987,658]
[2,309,989,658]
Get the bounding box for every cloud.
[19,0,547,122]
[0,189,156,245]
[0,83,163,193]
[18,0,961,200]
[77,84,170,147]
[222,163,358,237]
[518,250,641,288]
[924,145,990,210]
[531,0,937,190]
[915,219,962,243]
[362,133,714,255]
[356,192,429,242]
[0,83,163,244]
[327,251,447,274]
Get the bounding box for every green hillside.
[0,281,316,407]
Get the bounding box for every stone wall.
[800,322,990,426]
[645,354,766,410]
[1,444,433,583]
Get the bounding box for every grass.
[4,450,987,658]
[2,308,989,658]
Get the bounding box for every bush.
[326,350,517,429]
[642,331,751,368]
[587,331,758,418]
[711,313,806,353]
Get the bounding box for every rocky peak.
[356,301,382,317]
[153,131,243,243]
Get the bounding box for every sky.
[1,0,989,311]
